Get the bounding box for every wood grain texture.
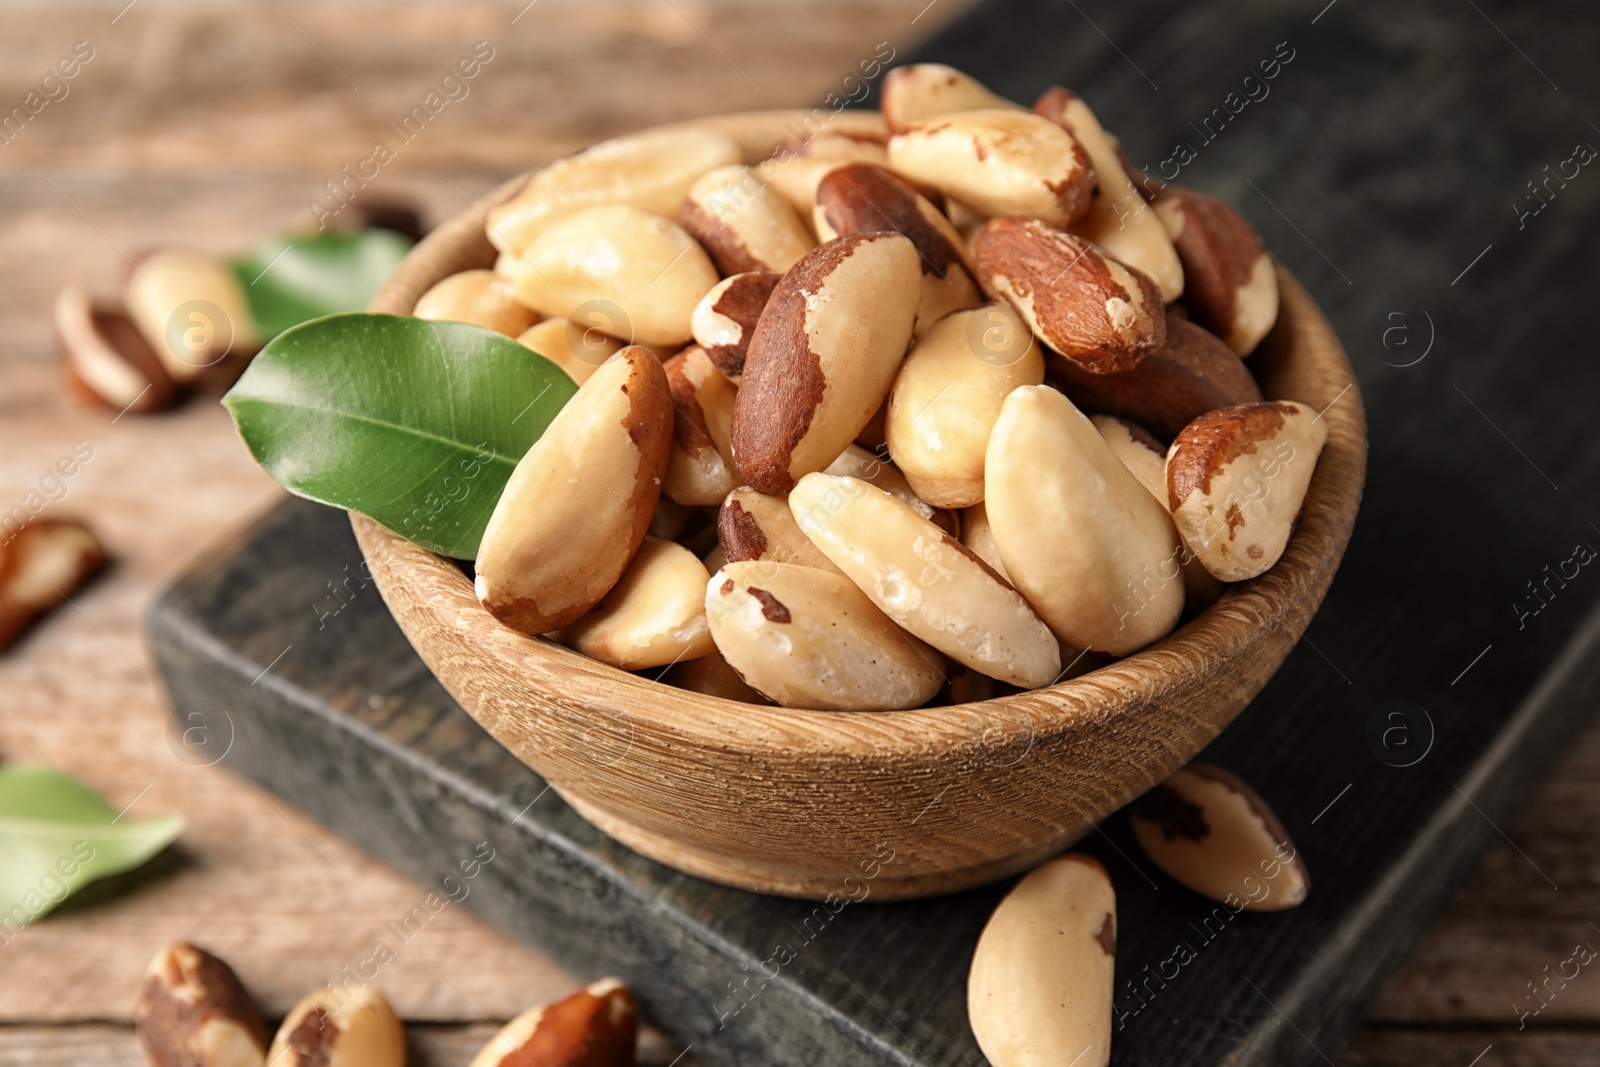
[354,123,1366,898]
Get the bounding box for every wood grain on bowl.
[357,110,1367,900]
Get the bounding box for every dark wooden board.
[150,0,1600,1064]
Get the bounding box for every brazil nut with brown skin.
[813,163,982,335]
[468,979,636,1067]
[135,942,268,1067]
[267,988,404,1067]
[718,486,843,575]
[475,346,673,633]
[662,345,740,507]
[973,216,1166,374]
[1152,185,1279,355]
[690,271,779,378]
[1047,310,1263,439]
[55,286,180,414]
[677,164,816,276]
[730,232,922,493]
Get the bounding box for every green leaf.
[233,229,413,339]
[223,313,578,559]
[0,766,184,930]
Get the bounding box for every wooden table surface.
[1,2,1595,1064]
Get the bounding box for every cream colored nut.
[1093,414,1225,611]
[885,303,1043,508]
[1049,310,1262,439]
[0,518,108,651]
[469,978,635,1067]
[717,486,842,575]
[55,286,179,414]
[790,473,1060,687]
[1035,87,1184,303]
[267,987,404,1067]
[731,233,921,493]
[1166,400,1328,581]
[135,942,268,1067]
[986,387,1184,655]
[690,271,779,379]
[761,155,849,223]
[824,444,958,536]
[968,854,1116,1067]
[663,647,770,703]
[506,205,719,347]
[705,560,944,710]
[880,64,1021,133]
[126,248,259,384]
[959,501,1008,582]
[678,164,815,275]
[486,126,741,253]
[1152,186,1278,354]
[973,217,1165,374]
[476,346,673,633]
[812,163,982,336]
[780,130,889,165]
[561,536,715,669]
[662,346,740,507]
[887,110,1096,227]
[1130,763,1310,911]
[413,269,538,337]
[515,317,625,385]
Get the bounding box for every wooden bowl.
[355,110,1367,901]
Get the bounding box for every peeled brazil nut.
[55,286,179,414]
[678,164,815,275]
[476,346,673,633]
[959,501,1008,582]
[663,647,771,704]
[1034,86,1184,304]
[507,205,719,347]
[135,942,268,1067]
[126,248,259,385]
[813,163,981,335]
[780,130,889,165]
[690,271,779,378]
[731,233,921,493]
[1152,185,1279,355]
[986,386,1184,655]
[1093,414,1225,612]
[486,126,741,253]
[790,473,1060,688]
[718,486,842,575]
[973,217,1165,374]
[0,519,109,651]
[267,987,403,1067]
[561,536,715,669]
[887,110,1096,227]
[824,443,958,536]
[1166,400,1328,582]
[968,854,1116,1067]
[515,317,625,386]
[413,269,538,337]
[1048,310,1263,439]
[468,978,635,1067]
[881,63,1021,133]
[885,303,1043,508]
[662,346,740,506]
[705,560,944,710]
[1130,763,1309,911]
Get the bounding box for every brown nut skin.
[677,164,815,276]
[468,978,636,1067]
[1047,310,1263,440]
[266,987,404,1067]
[690,271,779,379]
[717,487,843,575]
[1151,186,1279,355]
[55,286,181,414]
[662,346,740,507]
[135,942,268,1067]
[730,233,922,494]
[1166,400,1328,582]
[414,269,538,337]
[973,216,1166,374]
[0,518,108,652]
[475,346,674,633]
[1130,763,1310,911]
[813,163,982,335]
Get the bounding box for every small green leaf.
[223,313,577,559]
[233,230,413,339]
[0,766,184,929]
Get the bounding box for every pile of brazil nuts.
[413,63,1331,711]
